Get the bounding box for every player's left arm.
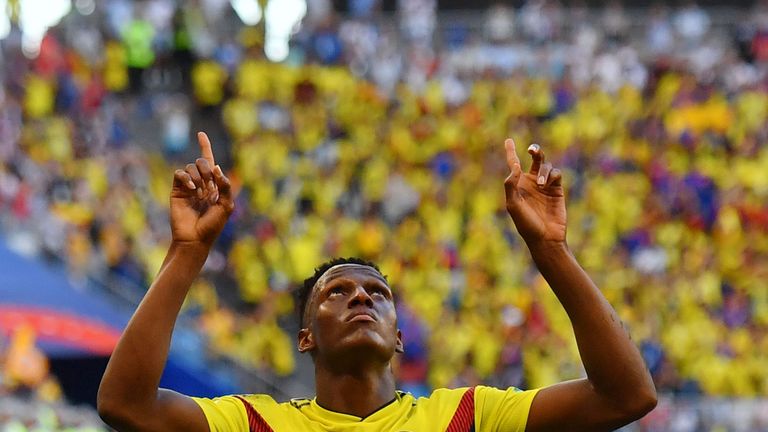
[502,139,657,432]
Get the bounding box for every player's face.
[299,264,403,363]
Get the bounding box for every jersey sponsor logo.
[289,398,312,409]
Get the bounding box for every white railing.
[623,395,768,432]
[0,395,106,431]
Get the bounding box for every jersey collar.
[309,391,407,423]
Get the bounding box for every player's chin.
[337,331,395,358]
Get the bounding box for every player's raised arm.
[97,132,234,432]
[502,139,657,431]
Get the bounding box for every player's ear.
[298,328,316,353]
[395,329,404,354]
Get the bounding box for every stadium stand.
[1,0,768,430]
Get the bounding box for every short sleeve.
[474,385,541,432]
[192,395,249,432]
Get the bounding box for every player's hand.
[170,132,234,245]
[503,138,566,247]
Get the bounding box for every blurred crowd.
[0,329,106,431]
[2,0,768,429]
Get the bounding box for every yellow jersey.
[193,385,539,432]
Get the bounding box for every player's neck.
[314,363,397,418]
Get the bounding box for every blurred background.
[1,0,768,430]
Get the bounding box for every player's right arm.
[97,132,234,432]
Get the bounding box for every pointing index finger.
[198,132,216,166]
[504,138,521,172]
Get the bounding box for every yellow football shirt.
[193,385,539,432]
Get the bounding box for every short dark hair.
[295,257,386,328]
